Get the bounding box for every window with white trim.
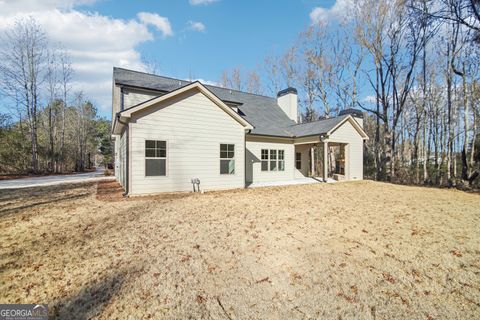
[261,149,285,172]
[220,144,235,174]
[270,149,277,171]
[145,140,166,176]
[261,149,269,171]
[295,152,301,170]
[278,150,285,171]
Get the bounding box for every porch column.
[323,141,328,182]
[311,147,315,176]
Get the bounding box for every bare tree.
[45,49,59,172]
[264,55,282,95]
[72,91,96,171]
[0,17,47,173]
[354,0,392,179]
[58,49,73,173]
[219,67,243,91]
[142,55,162,75]
[301,24,335,117]
[220,67,264,94]
[423,0,480,42]
[246,70,263,95]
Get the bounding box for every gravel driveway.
[0,168,113,189]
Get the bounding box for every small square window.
[270,149,277,160]
[261,149,268,160]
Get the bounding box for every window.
[261,149,269,171]
[278,150,285,171]
[145,140,166,176]
[261,149,285,172]
[270,150,277,171]
[220,144,235,174]
[296,152,301,170]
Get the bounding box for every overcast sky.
[0,0,342,118]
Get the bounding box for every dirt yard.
[1,181,479,319]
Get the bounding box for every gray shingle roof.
[285,115,349,137]
[113,67,346,138]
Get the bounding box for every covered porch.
[294,139,347,182]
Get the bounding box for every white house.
[111,68,368,195]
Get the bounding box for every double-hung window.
[145,140,166,176]
[220,144,235,174]
[270,150,277,171]
[261,149,285,172]
[278,150,285,171]
[295,152,301,169]
[261,149,269,171]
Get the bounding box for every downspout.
[117,113,129,196]
[245,129,251,188]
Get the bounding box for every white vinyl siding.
[123,89,160,109]
[246,139,295,183]
[329,120,364,180]
[129,90,245,194]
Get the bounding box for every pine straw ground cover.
[0,180,479,319]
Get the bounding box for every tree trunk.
[423,108,429,183]
[446,45,454,186]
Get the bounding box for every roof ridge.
[204,83,276,100]
[113,66,277,100]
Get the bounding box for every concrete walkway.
[0,168,115,189]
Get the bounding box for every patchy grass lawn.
[1,180,479,319]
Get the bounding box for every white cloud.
[137,12,173,38]
[187,20,205,32]
[189,78,218,86]
[0,0,97,15]
[189,0,219,6]
[362,95,377,104]
[0,2,175,115]
[310,0,353,25]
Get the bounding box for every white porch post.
[323,141,328,182]
[311,147,315,176]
